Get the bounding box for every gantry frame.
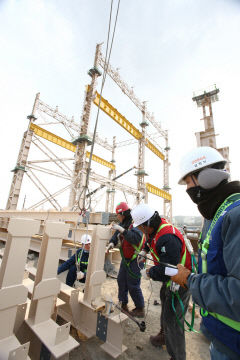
[98,48,171,219]
[6,43,172,219]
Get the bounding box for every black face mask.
[186,186,210,204]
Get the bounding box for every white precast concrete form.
[57,223,128,358]
[0,217,128,358]
[3,218,79,359]
[0,218,40,360]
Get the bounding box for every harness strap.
[172,292,199,333]
[149,223,172,263]
[201,308,240,332]
[119,225,145,279]
[120,246,141,279]
[199,193,240,331]
[200,193,240,273]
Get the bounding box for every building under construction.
[0,42,230,360]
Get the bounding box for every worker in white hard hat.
[171,146,240,360]
[57,234,92,287]
[131,203,192,360]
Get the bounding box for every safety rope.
[72,0,121,274]
[81,0,121,212]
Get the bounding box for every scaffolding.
[5,44,172,219]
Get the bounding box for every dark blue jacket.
[58,249,89,278]
[188,198,240,359]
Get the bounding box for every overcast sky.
[0,0,240,217]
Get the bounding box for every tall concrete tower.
[192,85,230,172]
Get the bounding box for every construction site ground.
[69,275,210,360]
[0,242,210,360]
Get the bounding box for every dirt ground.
[69,275,211,360]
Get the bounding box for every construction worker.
[106,202,145,317]
[131,203,192,360]
[57,234,91,287]
[171,146,240,360]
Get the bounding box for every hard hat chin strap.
[191,175,198,187]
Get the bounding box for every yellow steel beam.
[86,152,115,170]
[93,91,142,140]
[30,123,115,170]
[145,182,172,201]
[146,139,165,160]
[30,123,76,152]
[93,90,165,160]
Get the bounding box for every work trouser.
[117,258,144,308]
[160,282,190,360]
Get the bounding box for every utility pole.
[6,93,40,210]
[68,44,102,210]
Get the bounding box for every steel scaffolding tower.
[136,102,148,204]
[6,94,39,210]
[68,44,102,210]
[6,43,172,218]
[98,47,172,219]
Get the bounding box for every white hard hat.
[80,234,92,244]
[131,204,155,227]
[178,146,226,185]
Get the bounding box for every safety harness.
[120,234,145,279]
[77,250,89,274]
[149,222,199,332]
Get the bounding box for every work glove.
[140,268,150,280]
[137,250,147,264]
[111,222,125,233]
[171,264,191,288]
[77,271,85,280]
[106,242,114,253]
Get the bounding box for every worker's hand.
[77,271,85,280]
[137,250,147,264]
[171,264,191,288]
[111,222,125,233]
[140,268,150,280]
[106,242,114,253]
